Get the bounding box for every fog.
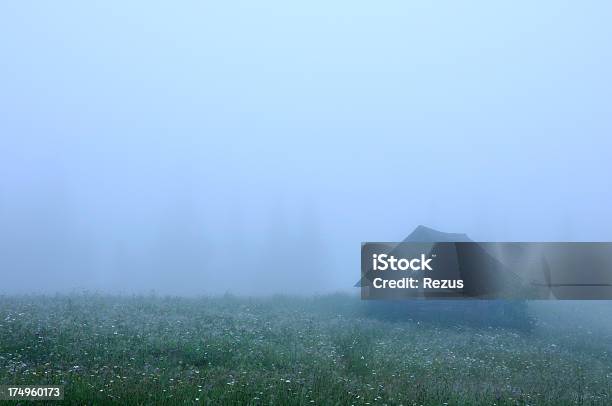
[1,1,611,295]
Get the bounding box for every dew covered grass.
[0,294,611,405]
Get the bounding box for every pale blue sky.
[1,1,611,294]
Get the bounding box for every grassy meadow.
[0,294,611,405]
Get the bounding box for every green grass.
[0,294,610,405]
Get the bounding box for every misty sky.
[1,1,611,294]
